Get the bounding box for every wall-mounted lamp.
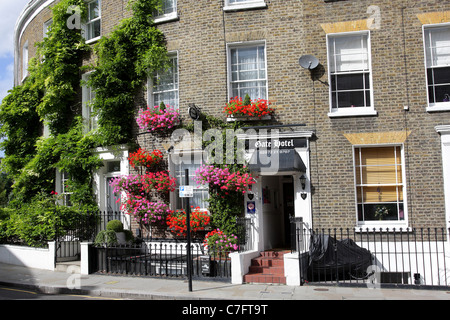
[300,175,306,190]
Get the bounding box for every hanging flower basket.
[122,197,170,226]
[137,105,180,132]
[224,96,274,121]
[194,165,256,194]
[109,171,177,195]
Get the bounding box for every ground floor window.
[354,146,406,224]
[171,154,209,210]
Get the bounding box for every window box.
[226,114,272,122]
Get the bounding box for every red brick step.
[243,250,288,285]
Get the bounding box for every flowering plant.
[166,207,211,237]
[203,229,239,252]
[224,96,274,118]
[129,148,164,170]
[109,172,177,195]
[195,165,256,194]
[122,197,170,225]
[137,105,180,132]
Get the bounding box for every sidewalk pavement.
[0,262,449,300]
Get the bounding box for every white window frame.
[153,0,178,24]
[82,72,98,132]
[226,41,268,101]
[22,41,29,81]
[169,150,209,212]
[83,0,101,44]
[56,170,73,207]
[423,23,450,112]
[43,19,52,38]
[148,52,179,110]
[224,0,267,11]
[326,31,377,118]
[353,144,408,230]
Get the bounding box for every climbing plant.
[0,0,169,211]
[87,0,169,146]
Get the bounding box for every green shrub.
[94,230,118,246]
[106,220,124,232]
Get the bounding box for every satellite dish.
[299,55,319,70]
[188,104,201,120]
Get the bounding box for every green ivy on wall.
[0,0,169,211]
[88,0,169,146]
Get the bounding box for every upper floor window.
[354,146,407,227]
[424,25,450,111]
[149,53,179,110]
[22,41,29,80]
[84,0,101,42]
[154,0,177,23]
[327,32,376,117]
[82,73,97,132]
[43,19,53,38]
[224,0,267,11]
[228,43,267,100]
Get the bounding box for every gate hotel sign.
[246,136,308,173]
[246,137,307,154]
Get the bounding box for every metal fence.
[291,225,450,288]
[55,211,128,262]
[89,239,231,280]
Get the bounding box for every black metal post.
[185,169,193,292]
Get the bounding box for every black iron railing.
[90,239,232,280]
[291,225,450,288]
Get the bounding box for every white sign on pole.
[179,186,194,198]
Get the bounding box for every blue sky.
[0,0,31,103]
[0,0,31,158]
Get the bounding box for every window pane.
[336,91,365,108]
[425,27,450,67]
[88,20,101,39]
[433,84,450,103]
[89,1,100,20]
[229,45,267,100]
[432,67,450,84]
[330,34,369,72]
[335,73,365,90]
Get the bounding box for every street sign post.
[180,169,193,292]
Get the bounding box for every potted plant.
[203,228,239,256]
[374,205,390,221]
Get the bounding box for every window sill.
[426,103,450,112]
[154,13,179,24]
[223,2,267,12]
[86,36,101,45]
[355,223,409,232]
[328,109,378,118]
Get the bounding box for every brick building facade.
[14,0,450,283]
